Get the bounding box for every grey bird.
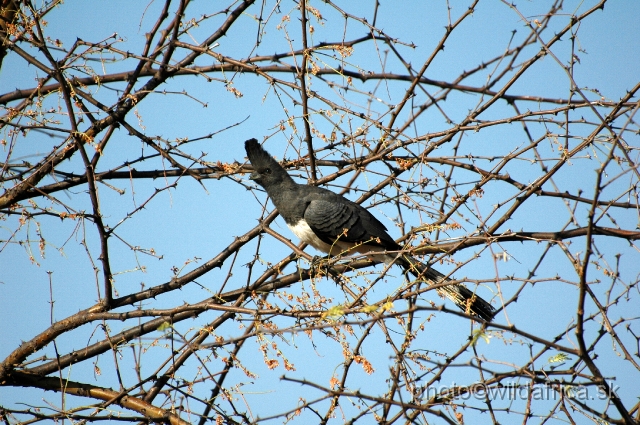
[245,138,495,321]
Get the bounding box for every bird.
[244,138,495,321]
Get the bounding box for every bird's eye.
[264,168,271,174]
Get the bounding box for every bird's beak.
[249,171,260,180]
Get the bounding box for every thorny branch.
[1,1,638,424]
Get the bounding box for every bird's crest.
[245,138,283,172]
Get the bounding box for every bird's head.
[244,138,293,189]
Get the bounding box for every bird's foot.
[309,255,333,278]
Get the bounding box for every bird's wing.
[303,196,396,249]
[303,199,360,244]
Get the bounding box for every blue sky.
[1,0,639,423]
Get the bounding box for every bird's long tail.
[399,255,495,321]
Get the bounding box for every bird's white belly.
[288,219,389,261]
[288,220,333,253]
